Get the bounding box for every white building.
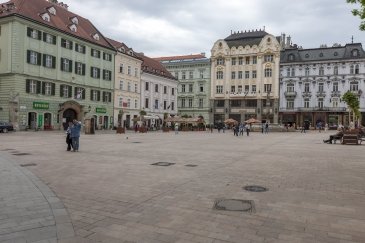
[138,54,178,128]
[280,42,365,128]
[210,29,281,124]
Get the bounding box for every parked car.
[0,121,14,133]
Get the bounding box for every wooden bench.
[342,130,363,145]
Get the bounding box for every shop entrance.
[63,108,77,130]
[44,113,52,130]
[28,112,37,129]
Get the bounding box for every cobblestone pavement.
[1,130,365,243]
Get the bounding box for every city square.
[1,130,365,242]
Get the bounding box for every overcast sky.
[9,0,365,57]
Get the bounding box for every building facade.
[138,54,178,128]
[210,30,281,125]
[154,54,211,123]
[0,0,115,130]
[280,42,365,128]
[107,38,142,129]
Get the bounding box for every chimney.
[286,35,291,48]
[200,52,206,57]
[281,33,286,49]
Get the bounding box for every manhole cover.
[151,162,175,166]
[132,142,141,144]
[20,163,37,167]
[213,199,255,212]
[243,185,268,192]
[185,164,198,167]
[12,153,31,156]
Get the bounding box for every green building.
[155,54,211,123]
[0,0,115,131]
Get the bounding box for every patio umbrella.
[245,118,260,124]
[224,118,238,124]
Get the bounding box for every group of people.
[66,119,82,152]
[232,123,252,136]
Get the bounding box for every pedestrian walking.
[301,124,306,133]
[65,121,73,151]
[245,123,250,136]
[175,123,179,135]
[70,119,82,152]
[265,122,269,134]
[239,123,244,136]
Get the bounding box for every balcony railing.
[316,91,326,97]
[331,91,341,97]
[284,91,297,97]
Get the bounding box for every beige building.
[107,38,143,128]
[210,29,281,124]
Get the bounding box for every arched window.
[286,83,295,92]
[305,67,310,76]
[319,67,324,76]
[355,64,359,74]
[352,49,359,57]
[264,68,272,77]
[288,54,294,61]
[333,66,338,75]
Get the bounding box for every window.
[352,49,359,57]
[216,85,223,94]
[43,83,53,96]
[189,71,193,79]
[238,71,243,79]
[318,98,324,108]
[245,85,249,92]
[189,84,193,92]
[93,33,100,41]
[264,55,273,62]
[155,84,159,92]
[199,84,204,92]
[69,24,77,32]
[264,68,272,77]
[238,57,243,65]
[286,100,294,109]
[188,98,193,108]
[43,33,56,44]
[74,87,85,100]
[332,98,339,107]
[216,100,225,107]
[181,98,186,108]
[245,71,249,79]
[252,70,257,78]
[304,83,310,92]
[90,67,100,79]
[252,85,256,92]
[91,49,100,58]
[231,86,235,93]
[334,66,338,75]
[182,71,186,79]
[128,66,131,75]
[154,99,159,109]
[61,58,72,72]
[26,79,39,94]
[264,84,272,93]
[127,99,131,108]
[199,98,203,108]
[181,84,186,93]
[217,58,224,65]
[238,85,242,93]
[288,54,294,61]
[119,81,123,90]
[199,70,204,78]
[135,68,138,77]
[75,43,85,54]
[128,82,131,92]
[318,83,324,92]
[175,72,179,78]
[350,65,354,74]
[286,68,291,77]
[135,99,138,109]
[231,71,236,79]
[333,82,338,91]
[61,38,73,49]
[171,101,175,110]
[291,68,295,77]
[119,97,123,107]
[93,90,99,101]
[245,57,250,64]
[319,67,324,76]
[119,64,124,73]
[172,88,175,95]
[252,56,257,64]
[103,92,112,103]
[103,70,112,81]
[304,99,309,108]
[103,53,112,61]
[43,54,55,68]
[216,71,223,79]
[286,83,294,92]
[163,100,167,110]
[355,64,360,74]
[75,62,85,75]
[145,82,149,91]
[60,85,72,98]
[48,7,56,15]
[231,58,236,65]
[27,50,41,65]
[135,84,138,93]
[350,82,358,91]
[27,28,41,40]
[145,98,149,108]
[305,67,310,76]
[231,100,241,107]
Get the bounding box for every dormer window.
[93,33,100,41]
[129,50,133,56]
[41,13,50,22]
[69,24,77,32]
[118,47,125,53]
[352,49,359,57]
[71,17,79,25]
[47,7,56,15]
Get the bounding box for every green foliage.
[342,91,361,119]
[139,110,146,116]
[347,0,365,30]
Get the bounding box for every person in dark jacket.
[66,122,73,151]
[323,130,344,144]
[70,119,82,152]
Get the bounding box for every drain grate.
[213,199,255,212]
[151,162,175,166]
[12,153,31,156]
[243,185,268,192]
[20,163,37,167]
[185,164,198,167]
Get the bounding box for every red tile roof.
[106,37,141,60]
[153,54,206,62]
[136,53,176,80]
[0,0,113,50]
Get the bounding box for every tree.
[347,0,365,30]
[342,91,361,123]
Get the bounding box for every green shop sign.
[33,102,49,110]
[96,107,107,113]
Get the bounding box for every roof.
[0,0,113,50]
[280,43,365,63]
[224,30,268,48]
[106,37,141,60]
[154,54,206,62]
[136,53,176,80]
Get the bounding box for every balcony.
[284,91,297,98]
[279,107,298,112]
[229,91,255,98]
[297,107,347,112]
[302,91,312,98]
[316,91,326,97]
[331,91,341,97]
